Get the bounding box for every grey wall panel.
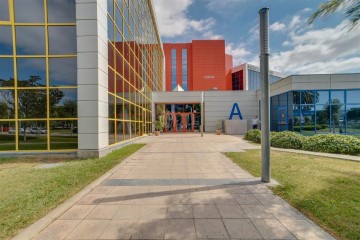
[203,91,258,132]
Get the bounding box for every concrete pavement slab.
[26,133,334,240]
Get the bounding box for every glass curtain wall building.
[0,0,163,156]
[271,89,360,136]
[107,0,163,146]
[0,0,77,151]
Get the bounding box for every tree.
[0,76,64,141]
[308,0,360,28]
[321,99,344,133]
[0,102,9,133]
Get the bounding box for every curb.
[271,147,360,162]
[12,146,147,240]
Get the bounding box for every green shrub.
[244,130,278,144]
[244,129,261,143]
[271,131,305,149]
[293,124,327,132]
[302,134,360,155]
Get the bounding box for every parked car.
[40,129,47,134]
[8,127,16,134]
[8,128,31,134]
[30,128,40,134]
[30,128,47,134]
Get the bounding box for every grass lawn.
[226,150,360,240]
[0,144,145,240]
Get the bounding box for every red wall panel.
[163,40,233,91]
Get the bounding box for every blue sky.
[153,0,360,75]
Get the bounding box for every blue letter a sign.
[229,103,243,120]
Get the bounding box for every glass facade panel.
[18,89,47,119]
[16,26,46,55]
[0,1,77,151]
[107,0,163,144]
[49,26,77,55]
[347,90,360,104]
[331,90,344,104]
[0,0,10,21]
[0,89,15,119]
[271,89,360,136]
[316,91,329,104]
[50,120,77,150]
[109,120,115,144]
[0,26,13,55]
[48,0,76,23]
[14,0,44,23]
[18,120,47,150]
[181,48,188,91]
[346,105,360,134]
[49,58,77,86]
[0,58,14,86]
[0,121,16,151]
[50,88,77,118]
[171,49,176,89]
[17,58,46,86]
[301,91,315,104]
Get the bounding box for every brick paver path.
[33,134,334,239]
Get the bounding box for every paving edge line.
[271,147,360,162]
[11,145,149,240]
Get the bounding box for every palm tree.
[308,0,360,28]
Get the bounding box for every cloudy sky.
[153,0,360,75]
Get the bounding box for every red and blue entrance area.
[156,104,201,132]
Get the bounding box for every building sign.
[204,75,215,79]
[229,103,243,120]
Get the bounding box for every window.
[17,58,46,86]
[14,0,45,23]
[171,49,176,89]
[0,0,10,21]
[181,49,188,91]
[49,58,77,86]
[0,58,14,86]
[48,0,76,23]
[16,26,46,55]
[49,26,76,55]
[0,26,13,55]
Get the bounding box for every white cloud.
[203,31,223,40]
[288,15,302,30]
[270,20,360,74]
[225,43,251,66]
[302,8,312,13]
[206,0,245,16]
[270,22,286,32]
[153,0,217,38]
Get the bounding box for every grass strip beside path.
[226,150,360,240]
[0,144,145,239]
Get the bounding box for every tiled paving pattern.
[33,134,335,239]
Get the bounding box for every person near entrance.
[252,115,260,129]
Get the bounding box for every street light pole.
[201,91,204,137]
[259,7,271,183]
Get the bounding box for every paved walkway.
[31,134,334,240]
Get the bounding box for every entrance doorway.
[165,112,194,132]
[159,104,200,133]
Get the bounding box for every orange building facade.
[163,40,233,91]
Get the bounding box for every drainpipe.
[259,7,271,183]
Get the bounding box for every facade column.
[76,0,109,158]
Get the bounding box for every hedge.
[302,134,360,155]
[244,130,360,155]
[293,124,328,132]
[244,129,278,144]
[271,131,304,150]
[244,129,261,143]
